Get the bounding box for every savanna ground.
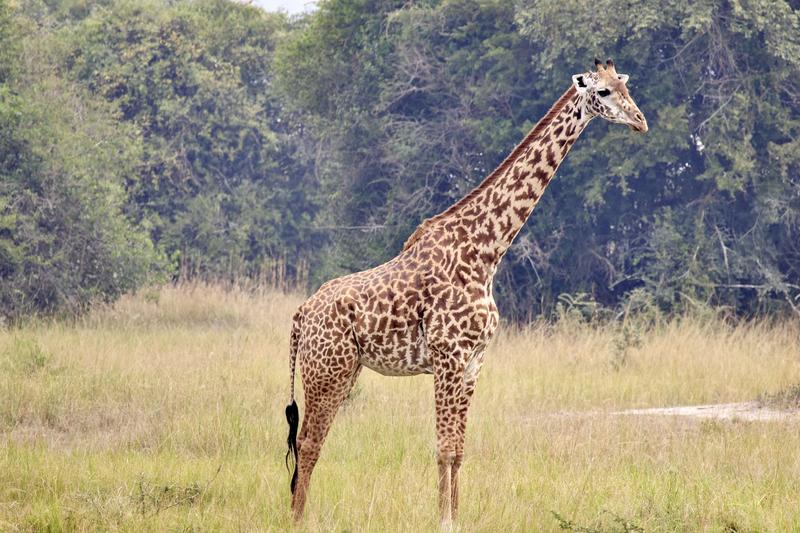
[2,285,800,532]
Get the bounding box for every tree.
[0,1,164,319]
[516,0,800,316]
[277,0,800,318]
[62,0,319,282]
[5,0,798,320]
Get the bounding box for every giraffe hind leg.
[290,335,361,521]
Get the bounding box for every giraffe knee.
[452,453,463,469]
[437,449,456,467]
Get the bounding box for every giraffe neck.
[448,86,591,276]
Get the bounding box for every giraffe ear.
[617,73,630,84]
[572,73,594,94]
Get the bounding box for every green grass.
[2,284,800,531]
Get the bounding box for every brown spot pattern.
[286,67,647,524]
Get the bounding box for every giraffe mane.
[402,85,578,251]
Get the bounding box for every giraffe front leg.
[432,349,467,527]
[449,404,470,522]
[437,448,454,527]
[450,349,484,521]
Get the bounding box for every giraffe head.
[572,59,648,133]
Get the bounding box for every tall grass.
[1,284,799,531]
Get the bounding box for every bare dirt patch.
[612,401,800,422]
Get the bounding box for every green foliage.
[4,0,800,320]
[0,2,164,320]
[555,292,604,323]
[134,475,206,518]
[276,0,545,285]
[61,0,318,280]
[758,383,800,409]
[276,0,800,318]
[552,510,644,533]
[0,0,18,83]
[1,336,51,375]
[512,0,800,317]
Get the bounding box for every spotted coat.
[286,60,648,524]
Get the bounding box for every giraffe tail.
[285,311,301,494]
[285,400,299,493]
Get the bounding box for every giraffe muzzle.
[629,112,648,133]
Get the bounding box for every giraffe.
[284,59,648,524]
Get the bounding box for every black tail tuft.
[285,400,299,494]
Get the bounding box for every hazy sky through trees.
[255,0,316,14]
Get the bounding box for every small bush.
[758,384,800,409]
[552,510,644,533]
[1,336,51,375]
[133,477,203,518]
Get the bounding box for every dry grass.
[1,284,800,531]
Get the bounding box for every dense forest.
[0,0,798,321]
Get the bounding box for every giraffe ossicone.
[284,60,648,523]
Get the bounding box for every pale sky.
[254,0,317,14]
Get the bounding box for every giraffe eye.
[597,89,611,97]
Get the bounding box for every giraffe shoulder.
[402,219,432,251]
[403,216,450,251]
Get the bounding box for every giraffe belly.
[357,327,432,376]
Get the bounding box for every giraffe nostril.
[634,113,644,121]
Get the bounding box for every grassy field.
[2,284,800,532]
